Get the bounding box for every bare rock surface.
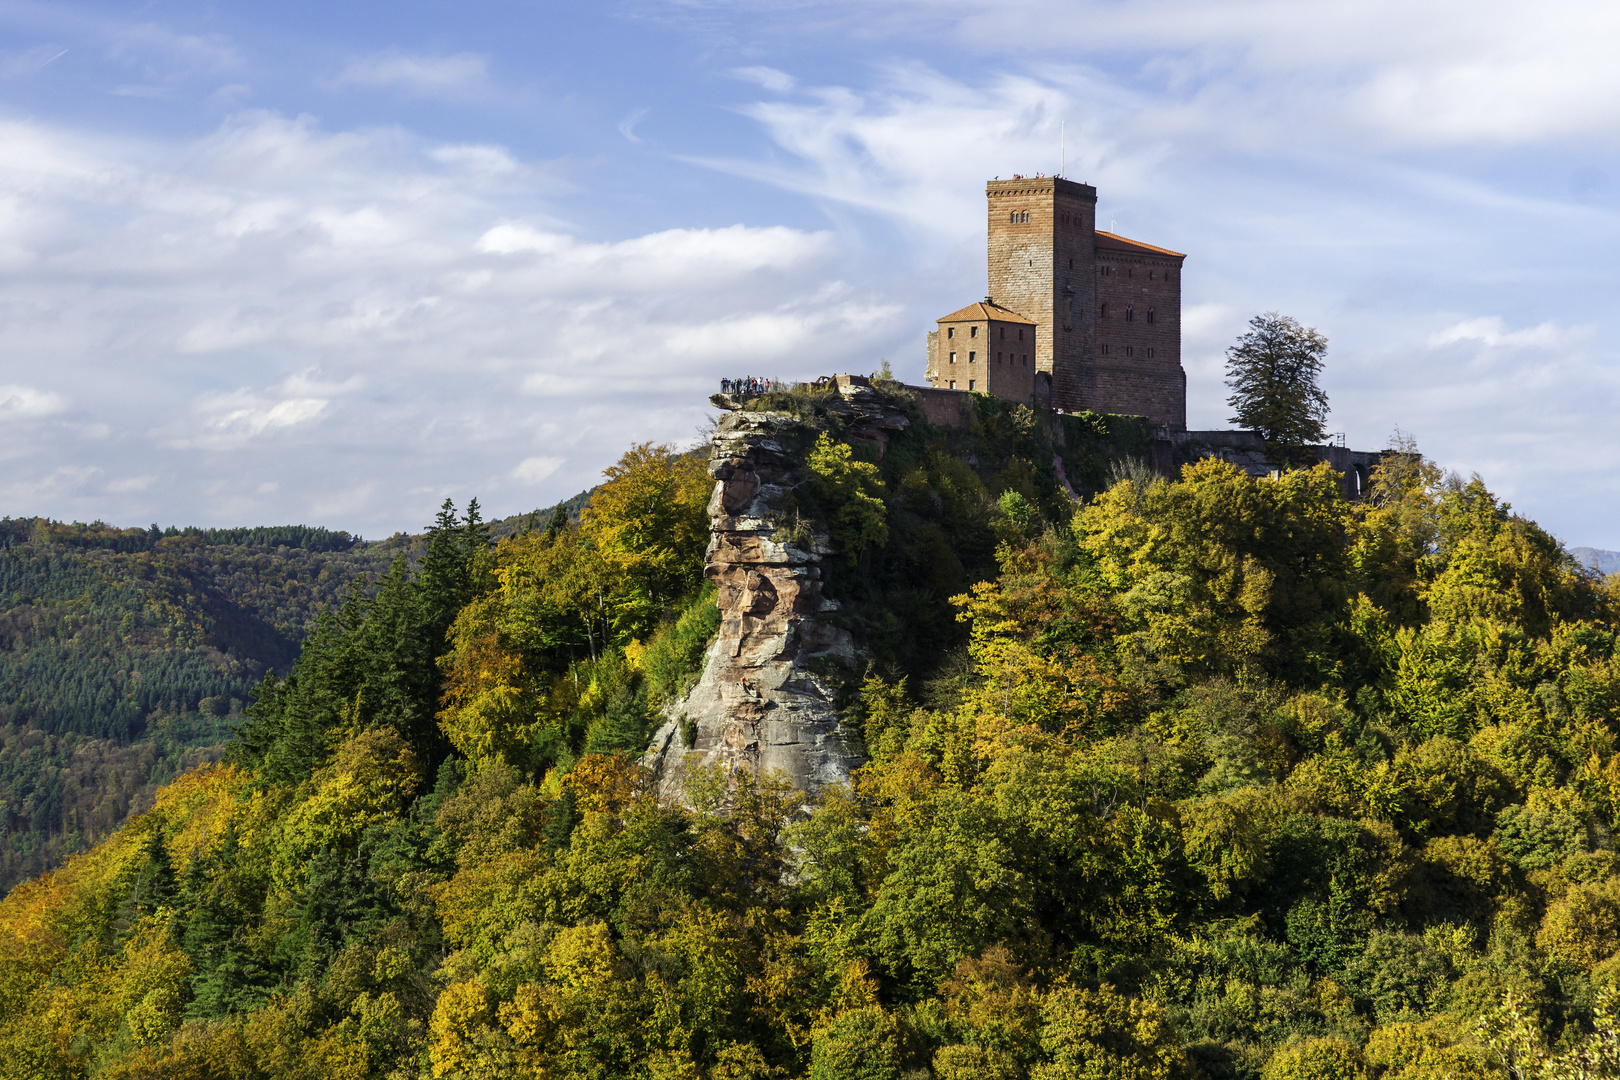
[645,379,909,804]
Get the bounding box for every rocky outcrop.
[643,378,909,804]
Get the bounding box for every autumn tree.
[1225,312,1331,462]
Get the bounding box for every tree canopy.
[1225,312,1332,459]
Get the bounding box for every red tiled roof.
[936,300,1036,324]
[1095,231,1186,258]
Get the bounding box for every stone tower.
[975,177,1187,430]
[986,176,1098,411]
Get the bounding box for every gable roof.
[936,299,1037,324]
[1095,231,1186,258]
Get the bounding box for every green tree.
[1224,312,1331,461]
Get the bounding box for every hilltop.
[3,388,1620,1079]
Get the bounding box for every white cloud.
[1427,316,1582,350]
[512,456,564,484]
[189,391,330,446]
[107,476,153,493]
[336,50,489,97]
[690,67,1135,231]
[798,0,1620,151]
[474,222,836,289]
[0,110,884,534]
[0,385,67,419]
[0,465,102,499]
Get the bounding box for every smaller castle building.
[923,300,1036,400]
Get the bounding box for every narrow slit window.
[1147,310,1155,324]
[1125,307,1134,322]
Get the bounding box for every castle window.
[1125,307,1134,322]
[1147,348,1155,358]
[949,380,957,388]
[1000,327,1005,339]
[947,327,954,338]
[970,326,977,337]
[1147,310,1155,324]
[1069,258,1074,269]
[1100,303,1107,318]
[1149,271,1155,281]
[1022,355,1027,364]
[949,352,956,363]
[969,352,976,363]
[1126,346,1134,357]
[968,380,975,390]
[1018,328,1024,341]
[1100,344,1108,355]
[998,352,1003,363]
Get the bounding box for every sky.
[0,1,1618,546]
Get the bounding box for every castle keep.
[926,176,1188,430]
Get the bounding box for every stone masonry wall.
[1092,240,1186,429]
[987,178,1097,403]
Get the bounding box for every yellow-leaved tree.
[580,441,710,639]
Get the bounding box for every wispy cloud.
[617,108,649,143]
[336,50,490,97]
[0,45,67,79]
[732,66,795,93]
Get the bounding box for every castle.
[925,176,1187,430]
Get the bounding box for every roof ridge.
[936,299,1037,324]
[1095,230,1186,258]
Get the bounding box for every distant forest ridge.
[0,491,590,892]
[0,484,595,554]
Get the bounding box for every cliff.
[643,379,910,803]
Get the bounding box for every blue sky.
[1,1,1618,547]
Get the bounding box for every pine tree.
[1224,312,1331,463]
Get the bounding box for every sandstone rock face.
[644,379,909,804]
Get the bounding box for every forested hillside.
[6,391,1620,1080]
[0,505,575,893]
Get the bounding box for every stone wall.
[1155,429,1386,499]
[1091,236,1186,428]
[987,178,1097,404]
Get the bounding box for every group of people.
[721,376,774,396]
